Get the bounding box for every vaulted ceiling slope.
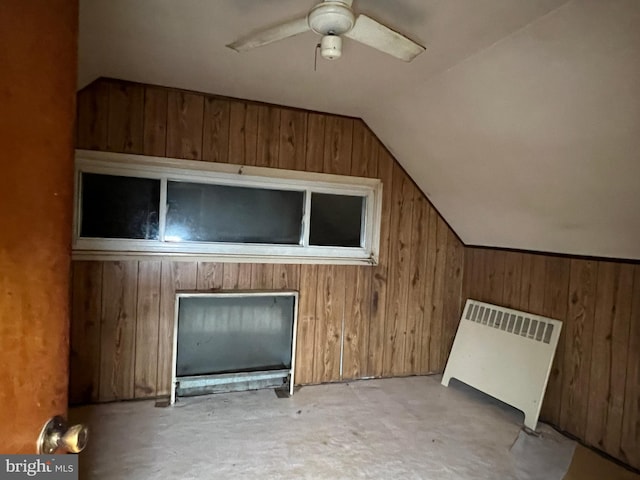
[79,0,640,260]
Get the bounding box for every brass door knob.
[38,416,89,454]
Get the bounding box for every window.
[309,193,364,247]
[74,150,382,265]
[80,173,160,240]
[165,182,304,244]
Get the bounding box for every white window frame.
[73,150,382,265]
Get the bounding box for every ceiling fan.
[226,0,425,62]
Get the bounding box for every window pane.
[309,193,364,247]
[166,181,304,244]
[80,173,160,239]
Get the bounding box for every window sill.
[71,249,378,266]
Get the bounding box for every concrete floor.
[70,375,576,479]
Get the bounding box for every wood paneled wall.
[71,78,639,471]
[463,247,640,470]
[70,78,464,405]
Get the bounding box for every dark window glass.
[166,182,304,244]
[80,173,160,239]
[309,193,364,247]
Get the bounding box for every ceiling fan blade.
[344,14,425,62]
[227,16,310,52]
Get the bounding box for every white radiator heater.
[442,299,562,431]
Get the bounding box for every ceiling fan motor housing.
[320,35,342,60]
[308,1,355,35]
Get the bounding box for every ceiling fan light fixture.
[308,2,355,35]
[320,35,342,60]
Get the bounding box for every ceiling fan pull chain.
[314,42,321,71]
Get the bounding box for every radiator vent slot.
[466,304,554,344]
[443,299,562,431]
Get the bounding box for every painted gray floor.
[70,375,575,479]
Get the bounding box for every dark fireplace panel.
[172,291,298,402]
[177,295,295,376]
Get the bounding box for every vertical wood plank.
[134,261,161,398]
[502,251,524,309]
[237,263,252,289]
[279,109,307,171]
[350,120,365,176]
[343,266,372,380]
[313,265,345,383]
[367,144,393,377]
[352,123,378,184]
[540,256,571,424]
[313,264,329,382]
[419,205,438,374]
[143,86,168,156]
[468,248,486,301]
[202,97,230,163]
[107,81,144,154]
[383,167,414,376]
[323,116,353,175]
[196,262,223,290]
[256,105,280,168]
[295,265,318,384]
[483,250,505,305]
[428,215,449,372]
[76,80,109,150]
[222,263,240,289]
[350,121,378,178]
[522,253,547,314]
[166,91,204,160]
[157,261,197,396]
[585,261,615,448]
[99,261,138,401]
[602,263,634,456]
[404,195,429,375]
[461,247,474,306]
[292,112,310,170]
[519,253,533,309]
[305,113,326,173]
[620,264,640,468]
[273,264,300,290]
[560,259,597,439]
[586,262,634,454]
[441,230,464,366]
[69,261,102,404]
[351,120,380,178]
[250,263,264,289]
[251,263,274,289]
[228,100,258,166]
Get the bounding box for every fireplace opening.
[171,290,298,403]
